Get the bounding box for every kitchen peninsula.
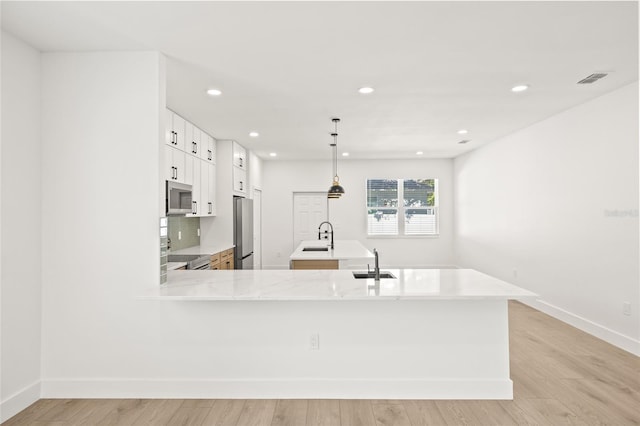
[289,239,375,269]
[146,268,536,399]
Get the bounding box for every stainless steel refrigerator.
[233,197,254,269]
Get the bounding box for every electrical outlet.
[276,252,281,258]
[309,333,319,350]
[623,302,631,316]
[178,231,182,240]
[197,228,200,237]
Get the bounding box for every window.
[367,179,438,236]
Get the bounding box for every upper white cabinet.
[165,146,185,182]
[233,143,247,169]
[164,108,217,216]
[201,133,216,164]
[165,109,185,151]
[232,142,247,196]
[185,122,202,157]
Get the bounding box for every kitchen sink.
[303,247,329,252]
[352,271,396,279]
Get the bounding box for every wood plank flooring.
[4,301,639,425]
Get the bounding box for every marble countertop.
[171,243,235,256]
[142,268,537,301]
[290,240,375,261]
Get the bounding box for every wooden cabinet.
[210,248,234,270]
[290,259,339,270]
[220,248,234,270]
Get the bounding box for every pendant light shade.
[328,118,345,199]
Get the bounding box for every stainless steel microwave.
[166,181,193,215]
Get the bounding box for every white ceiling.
[2,1,638,160]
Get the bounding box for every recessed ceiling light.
[511,85,529,93]
[342,152,349,157]
[269,152,277,157]
[249,132,259,137]
[416,151,423,155]
[457,129,468,135]
[206,88,222,96]
[358,87,374,94]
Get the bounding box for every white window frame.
[366,178,439,238]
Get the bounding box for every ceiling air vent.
[577,73,608,84]
[458,139,470,144]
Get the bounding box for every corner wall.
[0,31,43,422]
[453,82,640,354]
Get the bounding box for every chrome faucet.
[373,248,380,281]
[318,221,334,250]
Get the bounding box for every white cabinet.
[185,157,201,216]
[165,146,185,182]
[233,167,247,194]
[201,163,217,216]
[185,122,202,157]
[232,142,247,196]
[164,109,217,216]
[201,133,216,164]
[233,142,247,169]
[165,109,185,151]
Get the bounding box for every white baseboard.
[0,381,40,423]
[521,299,640,356]
[42,378,512,400]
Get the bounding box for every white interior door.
[293,192,328,249]
[253,189,262,269]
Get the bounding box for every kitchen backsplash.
[168,216,200,251]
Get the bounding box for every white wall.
[262,159,454,269]
[40,51,164,390]
[0,31,43,422]
[454,82,639,354]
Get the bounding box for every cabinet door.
[184,154,194,185]
[233,167,247,194]
[201,133,215,163]
[165,109,176,147]
[200,162,216,215]
[233,142,246,169]
[173,114,186,151]
[165,146,185,182]
[208,163,216,215]
[186,124,200,157]
[186,159,201,216]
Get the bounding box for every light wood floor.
[4,301,639,425]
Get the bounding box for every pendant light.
[328,118,345,199]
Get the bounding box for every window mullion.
[398,179,405,235]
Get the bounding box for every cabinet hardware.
[239,181,243,191]
[192,201,197,215]
[172,131,177,145]
[192,141,197,154]
[239,157,243,168]
[208,150,212,161]
[208,202,212,214]
[171,166,177,180]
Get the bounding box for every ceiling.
[2,1,638,160]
